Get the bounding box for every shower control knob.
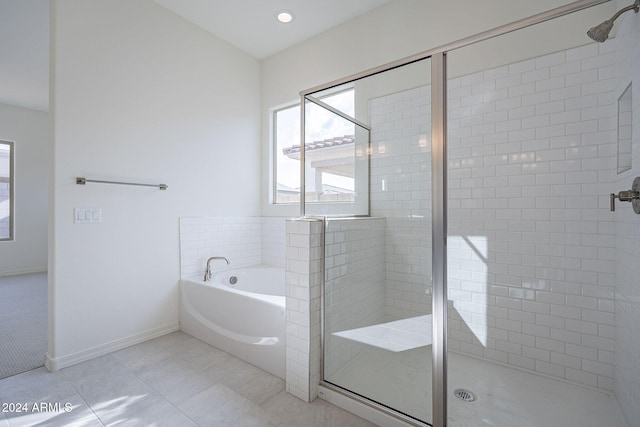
[610,177,640,214]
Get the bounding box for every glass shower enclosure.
[299,1,628,426]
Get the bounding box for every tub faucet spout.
[204,256,230,281]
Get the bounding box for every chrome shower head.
[587,0,640,43]
[587,19,614,42]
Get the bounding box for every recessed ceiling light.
[276,10,294,24]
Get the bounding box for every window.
[273,89,356,205]
[0,141,13,240]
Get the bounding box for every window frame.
[271,87,358,207]
[0,140,14,241]
[271,102,301,205]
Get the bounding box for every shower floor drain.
[453,389,476,402]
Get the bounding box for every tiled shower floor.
[327,345,629,426]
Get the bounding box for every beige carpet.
[0,272,47,379]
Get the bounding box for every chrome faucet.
[203,256,230,281]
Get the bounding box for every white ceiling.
[0,0,391,113]
[152,0,392,59]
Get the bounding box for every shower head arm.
[607,0,639,24]
[588,0,639,42]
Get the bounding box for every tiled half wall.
[179,216,286,279]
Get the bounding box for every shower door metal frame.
[301,1,613,426]
[430,52,448,427]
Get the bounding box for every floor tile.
[64,367,160,425]
[3,393,103,427]
[175,336,225,361]
[107,405,198,427]
[61,354,128,384]
[149,333,211,360]
[225,366,285,405]
[111,339,174,372]
[0,367,76,404]
[206,355,285,405]
[97,392,192,427]
[193,354,253,388]
[133,355,219,405]
[179,383,282,427]
[182,345,234,371]
[262,390,377,427]
[0,331,389,427]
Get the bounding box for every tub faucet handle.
[204,256,230,281]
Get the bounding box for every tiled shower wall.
[613,7,640,424]
[367,41,618,390]
[179,216,286,278]
[369,86,433,322]
[262,216,287,266]
[447,42,617,391]
[323,217,386,380]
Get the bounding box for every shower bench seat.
[333,314,432,352]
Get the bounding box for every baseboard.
[45,322,179,371]
[0,268,47,278]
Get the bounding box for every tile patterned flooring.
[0,332,376,427]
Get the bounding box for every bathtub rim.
[209,264,285,297]
[181,270,285,309]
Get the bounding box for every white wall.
[49,0,261,368]
[260,0,615,217]
[0,103,48,275]
[613,0,640,423]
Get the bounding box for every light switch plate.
[74,208,102,224]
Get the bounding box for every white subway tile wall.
[448,42,617,390]
[262,216,287,267]
[284,219,323,402]
[366,42,618,390]
[323,218,386,380]
[179,217,286,279]
[613,9,640,424]
[369,85,433,322]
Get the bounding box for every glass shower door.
[444,3,624,426]
[313,57,434,425]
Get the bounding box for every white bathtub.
[180,265,285,379]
